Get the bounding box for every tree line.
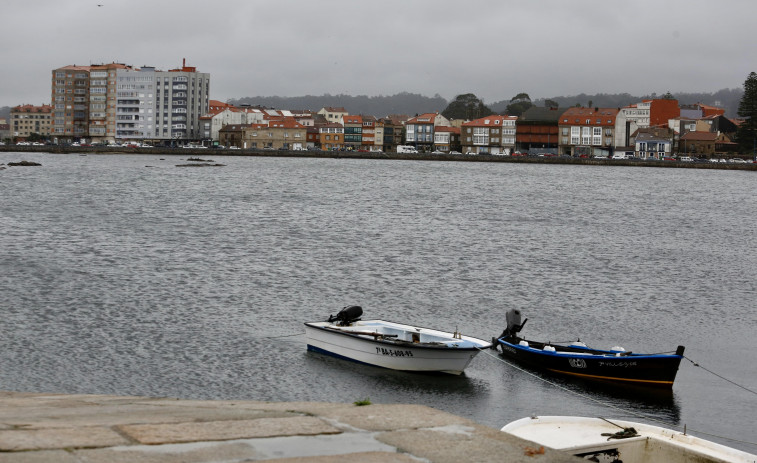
[229,88,745,120]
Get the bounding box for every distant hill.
[0,106,10,122]
[229,92,448,118]
[230,89,744,119]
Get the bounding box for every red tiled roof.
[680,131,717,141]
[433,126,460,134]
[462,115,517,127]
[267,117,305,129]
[559,107,619,126]
[12,104,52,113]
[343,115,363,124]
[407,113,438,124]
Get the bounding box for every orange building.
[649,99,680,128]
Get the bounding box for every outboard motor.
[499,309,528,339]
[328,305,363,326]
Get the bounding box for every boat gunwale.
[501,416,757,462]
[305,320,491,351]
[496,337,683,360]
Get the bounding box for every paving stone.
[0,426,130,451]
[0,449,81,463]
[73,441,262,463]
[0,404,295,429]
[119,416,341,445]
[377,427,579,463]
[306,403,475,431]
[265,451,419,463]
[71,432,402,463]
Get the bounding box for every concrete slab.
[0,425,130,451]
[72,432,403,463]
[119,416,341,445]
[0,449,82,463]
[0,391,582,462]
[377,427,578,463]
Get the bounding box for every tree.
[504,92,533,117]
[510,93,531,103]
[441,93,493,120]
[736,72,757,155]
[544,99,559,109]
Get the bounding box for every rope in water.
[478,346,757,449]
[684,355,757,396]
[265,332,305,339]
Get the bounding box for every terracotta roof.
[680,131,718,141]
[433,126,460,134]
[55,65,92,71]
[462,115,517,127]
[406,113,438,124]
[322,107,347,112]
[559,107,619,126]
[266,116,305,129]
[219,124,251,131]
[12,104,52,113]
[343,115,363,124]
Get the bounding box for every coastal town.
[2,60,755,162]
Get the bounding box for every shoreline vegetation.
[2,145,756,170]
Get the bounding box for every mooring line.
[478,346,757,449]
[264,332,305,339]
[684,355,757,396]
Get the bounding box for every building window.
[581,127,591,145]
[570,127,580,145]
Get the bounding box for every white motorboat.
[304,306,491,375]
[501,416,756,463]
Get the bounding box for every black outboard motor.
[328,305,363,326]
[499,309,528,339]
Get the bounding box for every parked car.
[678,156,693,162]
[730,158,746,163]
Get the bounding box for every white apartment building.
[51,60,209,144]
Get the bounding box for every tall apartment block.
[51,59,210,144]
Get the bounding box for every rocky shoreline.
[2,145,756,170]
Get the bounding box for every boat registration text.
[376,347,414,357]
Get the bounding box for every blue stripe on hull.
[307,344,379,369]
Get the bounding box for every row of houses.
[1,58,742,158]
[211,99,739,158]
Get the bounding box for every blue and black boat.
[492,309,685,388]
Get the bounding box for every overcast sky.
[3,0,755,108]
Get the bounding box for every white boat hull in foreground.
[501,416,756,463]
[304,317,490,375]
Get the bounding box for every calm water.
[2,152,756,452]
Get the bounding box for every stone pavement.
[0,391,580,462]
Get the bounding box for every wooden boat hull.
[305,319,490,375]
[495,337,683,387]
[502,416,756,463]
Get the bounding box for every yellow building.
[11,104,53,140]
